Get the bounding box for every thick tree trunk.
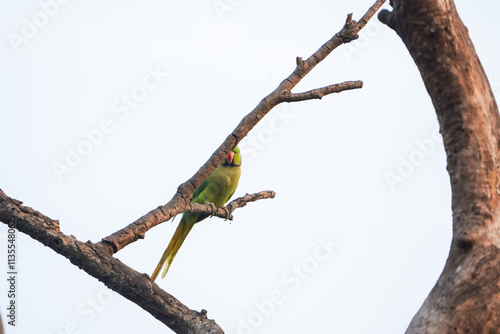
[379,1,500,333]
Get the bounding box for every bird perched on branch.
[151,147,242,281]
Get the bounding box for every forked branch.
[100,0,386,255]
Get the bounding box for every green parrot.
[151,146,242,281]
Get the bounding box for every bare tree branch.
[357,0,387,30]
[99,191,275,253]
[380,0,500,332]
[283,80,363,102]
[226,191,276,215]
[100,0,387,255]
[0,189,223,334]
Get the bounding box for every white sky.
[1,0,499,333]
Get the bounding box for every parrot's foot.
[208,202,217,217]
[222,206,231,221]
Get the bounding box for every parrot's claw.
[208,202,217,217]
[222,206,231,221]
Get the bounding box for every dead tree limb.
[0,189,223,334]
[379,0,500,332]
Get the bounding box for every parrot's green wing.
[226,188,237,203]
[192,179,209,200]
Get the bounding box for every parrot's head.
[222,146,241,167]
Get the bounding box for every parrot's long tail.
[151,219,195,281]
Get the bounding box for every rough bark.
[379,1,500,332]
[0,189,224,334]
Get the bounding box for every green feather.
[151,147,241,280]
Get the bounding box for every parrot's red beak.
[227,151,235,164]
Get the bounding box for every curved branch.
[380,0,500,332]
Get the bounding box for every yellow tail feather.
[151,219,195,281]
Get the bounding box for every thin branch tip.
[358,0,388,30]
[346,13,354,24]
[284,81,363,103]
[186,190,276,221]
